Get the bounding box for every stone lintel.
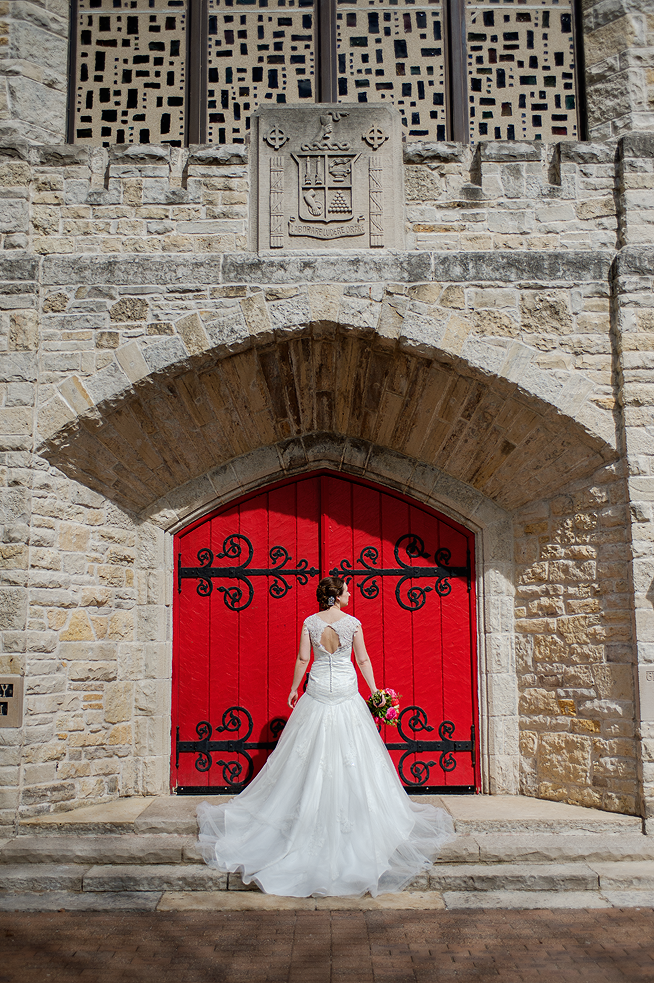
[40,251,614,288]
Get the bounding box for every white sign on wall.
[638,666,654,721]
[0,676,23,728]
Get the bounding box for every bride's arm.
[353,628,377,694]
[288,628,312,708]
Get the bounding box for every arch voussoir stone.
[37,312,618,519]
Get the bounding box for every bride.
[197,576,455,897]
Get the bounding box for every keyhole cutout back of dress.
[319,624,340,654]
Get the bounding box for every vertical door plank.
[237,491,269,782]
[295,476,321,692]
[439,519,474,786]
[265,483,299,766]
[208,502,241,786]
[350,480,383,696]
[175,518,213,789]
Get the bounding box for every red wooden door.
[172,473,478,794]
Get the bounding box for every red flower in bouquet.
[366,688,402,726]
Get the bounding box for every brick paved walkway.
[2,908,654,982]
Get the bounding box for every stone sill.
[1,134,651,170]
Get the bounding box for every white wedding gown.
[197,612,455,897]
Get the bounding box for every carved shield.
[292,152,360,224]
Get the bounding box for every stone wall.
[0,140,622,257]
[2,129,654,823]
[515,463,636,815]
[583,0,654,141]
[0,1,69,146]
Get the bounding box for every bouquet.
[367,688,401,726]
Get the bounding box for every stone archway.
[37,319,615,520]
[34,309,621,803]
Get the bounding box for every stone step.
[4,832,654,867]
[15,794,644,838]
[3,861,654,895]
[0,865,86,893]
[0,834,197,866]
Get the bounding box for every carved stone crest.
[251,105,404,252]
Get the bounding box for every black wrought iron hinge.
[176,707,287,790]
[177,533,319,611]
[385,706,476,790]
[330,534,471,611]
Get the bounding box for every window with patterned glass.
[73,0,188,148]
[466,0,578,145]
[69,0,583,145]
[335,0,447,143]
[205,0,316,146]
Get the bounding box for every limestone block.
[108,723,133,745]
[538,733,592,786]
[109,297,149,323]
[586,14,638,65]
[84,362,130,406]
[590,861,654,890]
[0,407,32,436]
[0,865,87,892]
[7,77,67,140]
[141,337,187,373]
[0,198,28,234]
[115,342,150,385]
[8,311,38,352]
[240,293,273,341]
[56,378,93,416]
[429,862,597,892]
[58,523,90,552]
[107,611,135,641]
[576,198,616,221]
[59,611,94,642]
[174,313,210,356]
[204,310,249,352]
[0,589,26,631]
[67,662,116,683]
[0,354,37,384]
[83,863,228,892]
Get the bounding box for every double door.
[172,472,478,793]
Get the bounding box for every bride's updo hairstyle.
[316,576,344,611]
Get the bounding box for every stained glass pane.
[74,0,187,147]
[205,0,316,146]
[336,0,447,142]
[466,0,578,144]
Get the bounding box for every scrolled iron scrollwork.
[218,534,253,564]
[329,534,470,611]
[176,704,473,794]
[216,757,251,786]
[386,706,475,790]
[219,583,253,613]
[269,717,287,739]
[193,720,213,772]
[215,705,253,740]
[175,706,288,792]
[195,549,214,597]
[177,534,319,610]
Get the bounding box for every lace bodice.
[303,613,361,658]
